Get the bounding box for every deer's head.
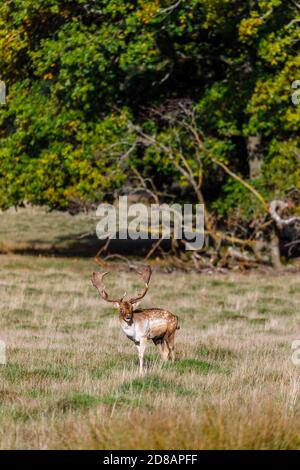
[91,266,152,323]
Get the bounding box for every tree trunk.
[247,135,263,179]
[269,229,282,269]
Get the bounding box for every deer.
[91,266,179,375]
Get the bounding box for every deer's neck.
[119,316,138,342]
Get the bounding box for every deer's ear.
[132,301,140,310]
[113,302,120,309]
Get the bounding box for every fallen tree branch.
[211,158,269,213]
[269,200,300,229]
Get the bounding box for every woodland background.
[0,0,299,267]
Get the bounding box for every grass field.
[0,253,299,449]
[0,207,97,256]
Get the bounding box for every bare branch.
[291,0,300,11]
[269,200,300,229]
[144,238,164,261]
[211,158,269,212]
[159,0,183,15]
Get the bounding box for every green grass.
[2,363,76,382]
[165,358,222,374]
[289,285,300,294]
[120,376,194,397]
[55,393,102,412]
[197,345,237,360]
[0,207,96,247]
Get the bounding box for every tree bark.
[269,229,282,269]
[247,135,263,179]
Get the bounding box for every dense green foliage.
[0,0,299,213]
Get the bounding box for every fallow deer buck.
[91,266,179,374]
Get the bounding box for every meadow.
[0,253,299,449]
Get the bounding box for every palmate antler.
[128,266,152,304]
[91,266,152,305]
[91,271,126,303]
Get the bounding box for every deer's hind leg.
[153,337,169,362]
[153,337,165,360]
[162,338,171,361]
[164,331,176,362]
[154,332,176,362]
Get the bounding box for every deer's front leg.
[136,337,147,375]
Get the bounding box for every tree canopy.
[0,0,299,214]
